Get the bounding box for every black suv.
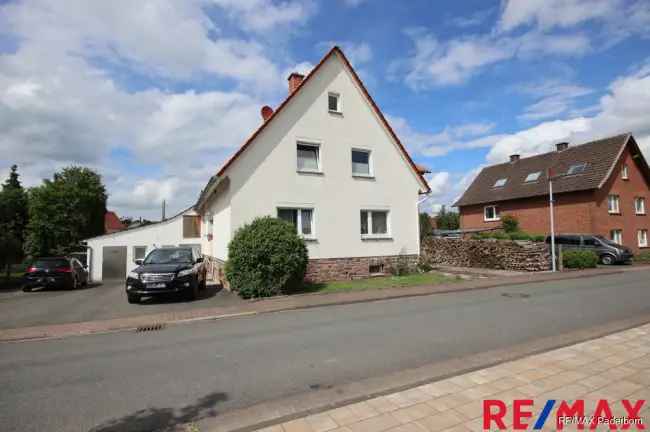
[125,247,206,303]
[545,234,633,265]
[23,257,88,291]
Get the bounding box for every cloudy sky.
[1,0,649,218]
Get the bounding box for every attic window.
[622,165,629,180]
[566,163,587,175]
[524,171,541,183]
[328,92,341,113]
[493,178,507,188]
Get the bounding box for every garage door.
[102,246,127,280]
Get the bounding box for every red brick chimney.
[287,72,305,94]
[261,105,274,122]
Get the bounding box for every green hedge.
[471,230,545,242]
[636,251,650,263]
[225,216,308,299]
[562,250,598,269]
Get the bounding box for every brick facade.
[305,254,419,283]
[459,145,650,254]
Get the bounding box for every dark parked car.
[545,234,633,265]
[23,257,88,291]
[125,247,206,304]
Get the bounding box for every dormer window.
[524,171,541,183]
[622,165,629,180]
[493,178,507,188]
[567,163,587,175]
[328,92,340,113]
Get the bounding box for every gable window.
[360,210,389,237]
[524,171,541,183]
[351,149,372,176]
[611,229,623,245]
[182,215,201,238]
[278,208,315,239]
[567,163,587,175]
[493,178,507,188]
[635,197,646,215]
[608,194,620,214]
[328,92,340,113]
[484,205,499,222]
[133,246,147,262]
[297,142,320,172]
[622,165,629,180]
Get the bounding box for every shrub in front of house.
[471,230,545,242]
[501,214,520,233]
[635,251,650,263]
[562,250,598,269]
[225,216,308,299]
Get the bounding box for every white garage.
[84,207,202,282]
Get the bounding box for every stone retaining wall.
[305,254,419,283]
[421,237,551,272]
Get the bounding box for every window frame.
[327,92,341,114]
[133,246,147,262]
[638,229,648,248]
[608,194,620,214]
[524,171,541,183]
[610,229,623,245]
[483,205,500,222]
[277,207,316,240]
[566,163,587,175]
[296,141,322,174]
[622,165,629,180]
[360,209,391,239]
[635,197,646,215]
[351,148,373,178]
[493,178,507,188]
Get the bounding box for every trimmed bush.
[508,231,532,241]
[531,234,546,242]
[225,216,308,298]
[501,214,520,233]
[562,250,598,269]
[636,251,650,263]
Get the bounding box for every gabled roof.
[206,46,430,199]
[454,133,649,207]
[104,211,125,233]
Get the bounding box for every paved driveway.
[0,280,244,330]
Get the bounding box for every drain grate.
[136,323,166,332]
[502,292,531,299]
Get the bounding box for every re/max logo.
[483,399,646,430]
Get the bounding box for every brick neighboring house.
[104,211,126,234]
[454,133,650,254]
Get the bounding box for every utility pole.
[548,168,556,272]
[162,200,166,221]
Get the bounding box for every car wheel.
[185,280,198,301]
[600,254,615,265]
[22,285,32,292]
[69,277,78,290]
[127,294,140,304]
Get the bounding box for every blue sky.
[1,0,649,218]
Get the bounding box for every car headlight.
[127,271,139,280]
[177,268,195,278]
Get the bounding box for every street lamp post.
[548,168,556,272]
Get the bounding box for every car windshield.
[143,249,193,264]
[33,259,69,269]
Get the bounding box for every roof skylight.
[493,178,507,187]
[566,163,587,175]
[524,171,541,183]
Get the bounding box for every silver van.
[545,234,633,265]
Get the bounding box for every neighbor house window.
[622,165,629,180]
[183,215,201,238]
[608,194,620,214]
[351,149,371,176]
[484,205,499,222]
[493,178,507,187]
[328,92,340,113]
[297,142,320,172]
[133,246,147,262]
[638,230,648,248]
[635,197,646,215]
[567,163,587,175]
[278,208,314,238]
[524,171,541,183]
[360,210,389,237]
[611,229,623,245]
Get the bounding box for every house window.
[608,195,620,214]
[493,178,507,188]
[484,205,499,222]
[351,149,371,176]
[182,215,201,238]
[133,246,147,262]
[524,171,541,183]
[328,92,340,113]
[622,165,629,180]
[567,163,587,175]
[638,230,648,248]
[360,210,389,237]
[297,142,320,172]
[611,229,623,245]
[278,208,315,238]
[635,197,646,215]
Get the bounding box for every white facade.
[199,50,428,261]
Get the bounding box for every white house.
[84,47,430,282]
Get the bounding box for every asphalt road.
[2,270,650,432]
[0,281,243,330]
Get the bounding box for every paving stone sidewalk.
[254,324,650,432]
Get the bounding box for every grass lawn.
[300,272,460,294]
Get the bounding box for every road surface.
[1,269,650,431]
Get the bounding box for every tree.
[436,206,460,230]
[24,167,107,257]
[419,212,433,240]
[0,165,28,278]
[501,214,519,233]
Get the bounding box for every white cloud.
[498,0,619,32]
[426,172,450,197]
[447,8,493,28]
[515,81,594,121]
[419,167,483,213]
[209,0,316,32]
[316,41,373,67]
